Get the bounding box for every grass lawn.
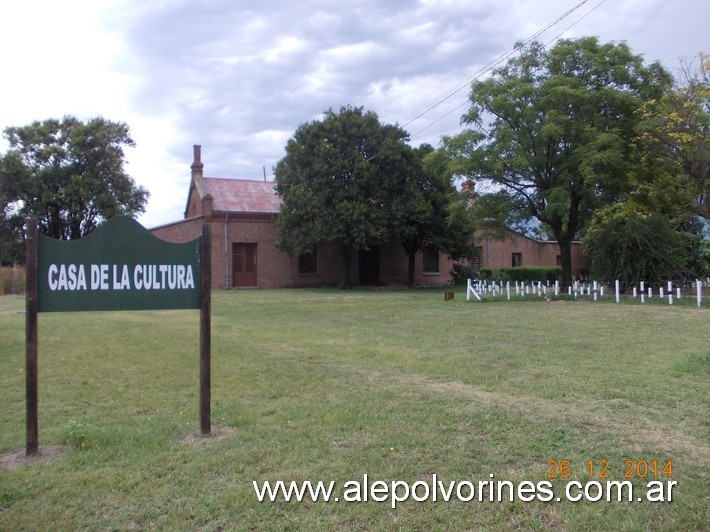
[1,289,708,530]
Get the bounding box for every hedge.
[478,266,561,282]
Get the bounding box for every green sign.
[37,216,201,312]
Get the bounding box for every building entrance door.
[233,243,257,287]
[358,246,380,286]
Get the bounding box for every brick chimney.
[190,145,212,222]
[191,145,204,180]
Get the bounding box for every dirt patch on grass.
[178,426,237,445]
[0,445,70,470]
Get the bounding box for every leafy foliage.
[581,205,692,287]
[392,145,477,286]
[440,37,672,283]
[479,266,561,282]
[449,261,478,284]
[275,106,410,287]
[275,106,475,288]
[0,116,149,262]
[633,53,709,220]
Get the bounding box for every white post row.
[464,278,704,307]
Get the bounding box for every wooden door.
[233,243,258,287]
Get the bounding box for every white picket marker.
[615,280,620,303]
[649,287,653,299]
[466,279,482,301]
[698,280,703,308]
[633,287,637,298]
[555,280,559,296]
[506,281,510,301]
[677,287,681,299]
[660,287,665,298]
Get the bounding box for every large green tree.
[582,53,710,284]
[440,37,672,284]
[0,116,149,262]
[387,144,477,287]
[275,106,413,288]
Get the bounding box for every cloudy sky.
[1,0,707,227]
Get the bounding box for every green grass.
[1,290,708,530]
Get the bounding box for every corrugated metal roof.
[203,178,282,214]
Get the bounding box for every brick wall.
[152,214,456,289]
[379,239,455,286]
[151,217,203,243]
[477,229,587,274]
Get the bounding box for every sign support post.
[200,224,211,435]
[25,219,39,456]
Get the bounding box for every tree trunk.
[340,247,353,289]
[549,208,578,288]
[406,250,416,288]
[557,238,573,287]
[401,240,418,289]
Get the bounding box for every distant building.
[459,181,587,275]
[151,147,585,288]
[151,146,458,288]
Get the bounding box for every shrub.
[477,266,560,282]
[582,208,689,286]
[0,266,25,295]
[450,263,477,284]
[498,266,561,282]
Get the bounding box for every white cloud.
[2,0,707,228]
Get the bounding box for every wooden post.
[200,224,212,435]
[25,220,39,456]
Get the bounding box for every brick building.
[151,146,457,289]
[459,181,587,275]
[471,229,586,273]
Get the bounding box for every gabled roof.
[186,177,282,216]
[204,178,282,214]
